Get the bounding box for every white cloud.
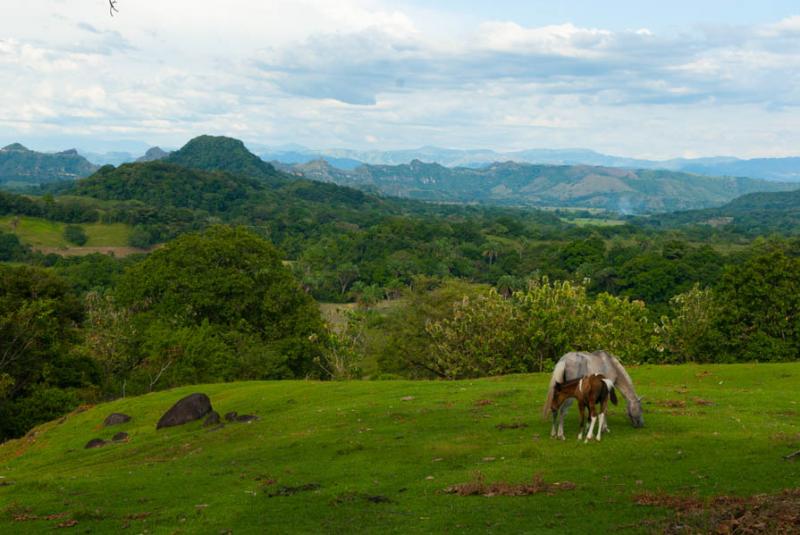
[0,1,800,158]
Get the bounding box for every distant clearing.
[0,216,135,252]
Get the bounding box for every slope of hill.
[1,364,798,533]
[71,161,264,211]
[0,144,98,188]
[642,187,800,235]
[291,159,796,213]
[166,135,284,183]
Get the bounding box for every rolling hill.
[0,364,798,533]
[641,187,800,235]
[288,159,796,213]
[0,144,98,188]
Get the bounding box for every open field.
[0,215,133,249]
[0,215,144,255]
[1,363,799,533]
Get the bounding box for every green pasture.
[0,216,132,248]
[1,363,798,533]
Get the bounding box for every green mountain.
[641,187,800,235]
[72,161,264,211]
[165,135,283,183]
[0,143,98,188]
[290,159,796,213]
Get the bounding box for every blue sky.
[1,1,800,158]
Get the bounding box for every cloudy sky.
[2,0,800,158]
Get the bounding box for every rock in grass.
[156,393,213,430]
[112,432,129,442]
[203,411,221,427]
[103,413,131,426]
[224,411,238,422]
[236,414,259,423]
[85,438,107,449]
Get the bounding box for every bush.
[425,278,659,378]
[63,224,88,246]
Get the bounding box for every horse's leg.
[551,410,558,438]
[586,404,597,443]
[577,401,585,440]
[598,398,608,441]
[557,398,571,440]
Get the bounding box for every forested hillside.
[640,188,800,235]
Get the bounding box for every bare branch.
[109,0,119,17]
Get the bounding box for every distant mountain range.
[264,145,800,182]
[282,159,797,213]
[0,143,98,188]
[5,136,800,214]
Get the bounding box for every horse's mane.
[597,351,637,398]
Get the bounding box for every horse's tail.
[602,378,618,406]
[542,359,566,419]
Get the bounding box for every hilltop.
[0,144,98,188]
[165,135,284,184]
[1,364,798,533]
[290,159,796,213]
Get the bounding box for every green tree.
[714,242,800,361]
[114,225,326,384]
[63,224,88,246]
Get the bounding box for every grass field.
[0,216,132,249]
[1,363,799,533]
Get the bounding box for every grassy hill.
[2,363,798,533]
[291,159,796,213]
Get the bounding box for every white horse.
[543,350,644,440]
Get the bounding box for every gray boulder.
[203,411,221,427]
[103,413,131,426]
[156,393,213,430]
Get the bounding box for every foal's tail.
[542,359,566,419]
[602,378,618,406]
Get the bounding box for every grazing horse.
[543,350,644,440]
[550,374,617,442]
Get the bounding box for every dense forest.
[2,135,800,441]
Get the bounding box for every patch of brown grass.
[495,422,528,430]
[634,489,800,534]
[443,473,576,497]
[658,400,687,408]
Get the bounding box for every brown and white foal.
[550,373,618,442]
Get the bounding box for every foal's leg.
[577,401,586,440]
[585,404,598,443]
[597,398,608,441]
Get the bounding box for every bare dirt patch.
[443,473,576,497]
[634,489,800,534]
[267,483,321,497]
[495,422,528,430]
